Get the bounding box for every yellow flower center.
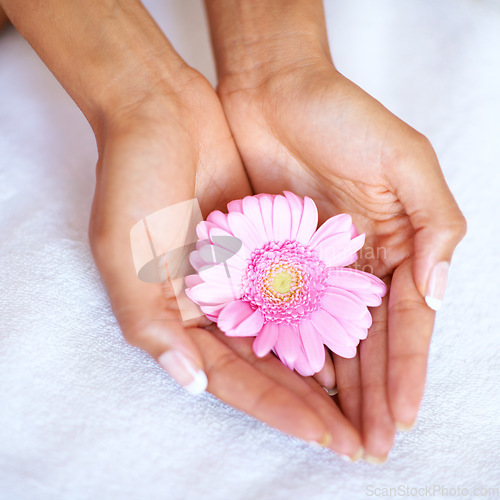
[272,272,293,293]
[260,262,305,305]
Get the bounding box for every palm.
[90,74,363,456]
[220,67,435,456]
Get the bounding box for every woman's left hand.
[216,57,466,462]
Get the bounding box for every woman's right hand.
[1,0,362,457]
[88,70,363,458]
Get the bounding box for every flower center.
[272,271,293,293]
[260,262,305,303]
[240,240,327,324]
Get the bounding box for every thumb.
[90,224,209,396]
[393,137,467,310]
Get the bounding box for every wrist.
[1,0,190,136]
[205,0,334,91]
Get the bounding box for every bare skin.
[0,0,363,458]
[205,0,466,461]
[0,0,466,462]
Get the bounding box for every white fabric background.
[1,1,499,499]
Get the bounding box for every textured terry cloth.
[0,1,499,499]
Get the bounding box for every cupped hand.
[218,62,466,461]
[88,70,362,457]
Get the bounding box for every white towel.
[1,1,499,498]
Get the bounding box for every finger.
[91,228,209,395]
[188,326,333,446]
[391,136,466,309]
[212,331,362,458]
[359,291,396,464]
[313,348,336,390]
[387,257,435,428]
[333,352,362,433]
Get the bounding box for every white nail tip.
[324,386,338,396]
[425,295,442,311]
[184,370,208,395]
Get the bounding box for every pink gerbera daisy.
[185,192,387,376]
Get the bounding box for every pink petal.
[315,233,365,267]
[188,282,238,305]
[242,196,269,243]
[227,212,265,251]
[216,301,265,337]
[197,240,236,268]
[321,289,368,321]
[366,273,387,296]
[201,303,227,319]
[217,300,255,334]
[293,347,316,376]
[198,262,243,291]
[311,310,359,357]
[326,267,372,290]
[196,221,216,240]
[328,267,387,296]
[311,308,359,346]
[206,210,232,233]
[308,214,353,248]
[227,199,243,213]
[272,195,292,242]
[295,196,318,245]
[353,290,383,307]
[275,323,300,365]
[359,309,373,329]
[337,318,369,340]
[258,194,274,240]
[323,338,357,358]
[228,308,265,337]
[283,191,304,241]
[253,322,279,357]
[299,321,326,373]
[201,303,227,314]
[209,227,250,263]
[189,250,211,271]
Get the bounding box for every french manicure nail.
[425,261,450,311]
[324,386,338,396]
[363,453,388,465]
[396,421,415,432]
[158,350,208,395]
[309,431,332,449]
[340,447,364,462]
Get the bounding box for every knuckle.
[388,298,425,316]
[440,212,467,244]
[413,132,434,152]
[123,321,151,348]
[208,350,240,377]
[249,385,281,415]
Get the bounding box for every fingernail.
[308,431,332,449]
[396,420,415,432]
[363,453,388,465]
[340,446,364,462]
[425,261,449,311]
[324,386,338,396]
[158,350,208,395]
